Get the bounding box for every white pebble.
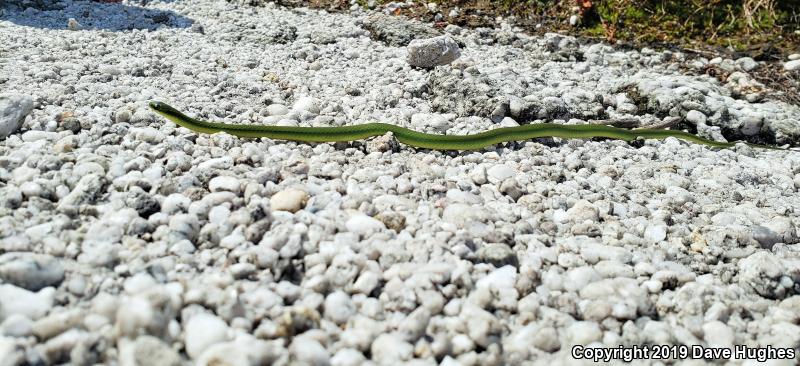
[644,224,667,243]
[1,314,33,337]
[208,176,240,193]
[371,333,413,364]
[289,336,329,366]
[331,348,366,366]
[266,104,289,116]
[565,321,603,345]
[67,18,82,30]
[784,59,800,71]
[324,291,355,325]
[184,313,230,359]
[685,110,707,125]
[345,215,386,237]
[0,285,54,321]
[291,96,320,115]
[270,189,309,213]
[486,164,515,184]
[703,320,734,348]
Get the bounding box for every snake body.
[149,101,783,151]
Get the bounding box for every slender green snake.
[149,101,785,151]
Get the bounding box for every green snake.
[149,101,784,151]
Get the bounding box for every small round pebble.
[269,189,309,212]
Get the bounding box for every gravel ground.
[1,0,800,365]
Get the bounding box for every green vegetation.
[589,0,798,49]
[341,0,800,58]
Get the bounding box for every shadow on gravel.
[0,0,192,31]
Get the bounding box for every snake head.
[148,101,192,124]
[148,101,188,121]
[149,101,172,113]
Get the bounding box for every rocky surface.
[406,35,461,68]
[1,0,799,365]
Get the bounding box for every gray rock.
[751,225,781,249]
[503,324,540,361]
[132,127,165,143]
[119,336,182,366]
[363,13,439,46]
[168,213,200,242]
[406,35,461,68]
[220,21,297,44]
[735,57,758,72]
[324,291,355,325]
[0,285,54,321]
[566,200,599,223]
[0,253,64,291]
[57,174,106,209]
[161,193,191,214]
[1,186,24,209]
[265,23,298,44]
[309,30,337,45]
[427,68,509,118]
[530,326,560,352]
[460,304,501,347]
[784,60,800,71]
[762,216,798,245]
[125,186,160,217]
[196,336,282,366]
[410,113,451,133]
[738,251,797,299]
[289,336,330,366]
[442,203,487,228]
[579,278,650,319]
[397,307,431,342]
[0,94,34,140]
[477,244,517,267]
[371,333,413,363]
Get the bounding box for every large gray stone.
[406,35,461,68]
[0,94,34,140]
[0,253,64,291]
